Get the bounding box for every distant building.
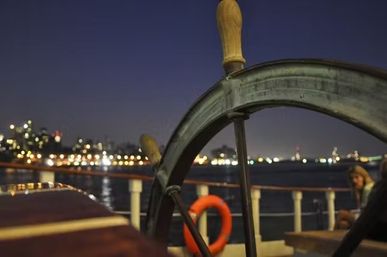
[211,145,236,159]
[291,146,301,161]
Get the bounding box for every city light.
[102,156,111,166]
[0,120,384,170]
[46,159,54,167]
[54,135,61,143]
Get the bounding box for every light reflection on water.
[101,176,113,210]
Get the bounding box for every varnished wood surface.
[0,190,112,227]
[0,187,173,257]
[0,225,172,257]
[285,230,387,257]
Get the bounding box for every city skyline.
[0,118,383,170]
[1,1,386,158]
[0,118,385,159]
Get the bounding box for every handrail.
[252,185,350,192]
[0,162,351,193]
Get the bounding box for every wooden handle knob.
[139,134,161,166]
[217,0,246,74]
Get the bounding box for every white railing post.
[251,188,263,257]
[196,184,209,244]
[326,190,336,231]
[251,189,261,241]
[292,191,303,232]
[129,179,143,230]
[39,171,55,183]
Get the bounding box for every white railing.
[292,190,303,233]
[129,179,142,230]
[37,169,344,234]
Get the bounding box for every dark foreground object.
[332,178,387,256]
[0,183,173,257]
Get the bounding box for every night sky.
[1,0,386,158]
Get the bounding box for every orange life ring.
[183,195,232,256]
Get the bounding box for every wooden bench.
[284,230,387,257]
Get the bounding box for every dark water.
[0,162,382,245]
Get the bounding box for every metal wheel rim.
[145,59,387,241]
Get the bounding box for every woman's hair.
[347,165,373,208]
[347,165,374,188]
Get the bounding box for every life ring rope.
[183,195,232,256]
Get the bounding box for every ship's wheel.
[142,1,387,257]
